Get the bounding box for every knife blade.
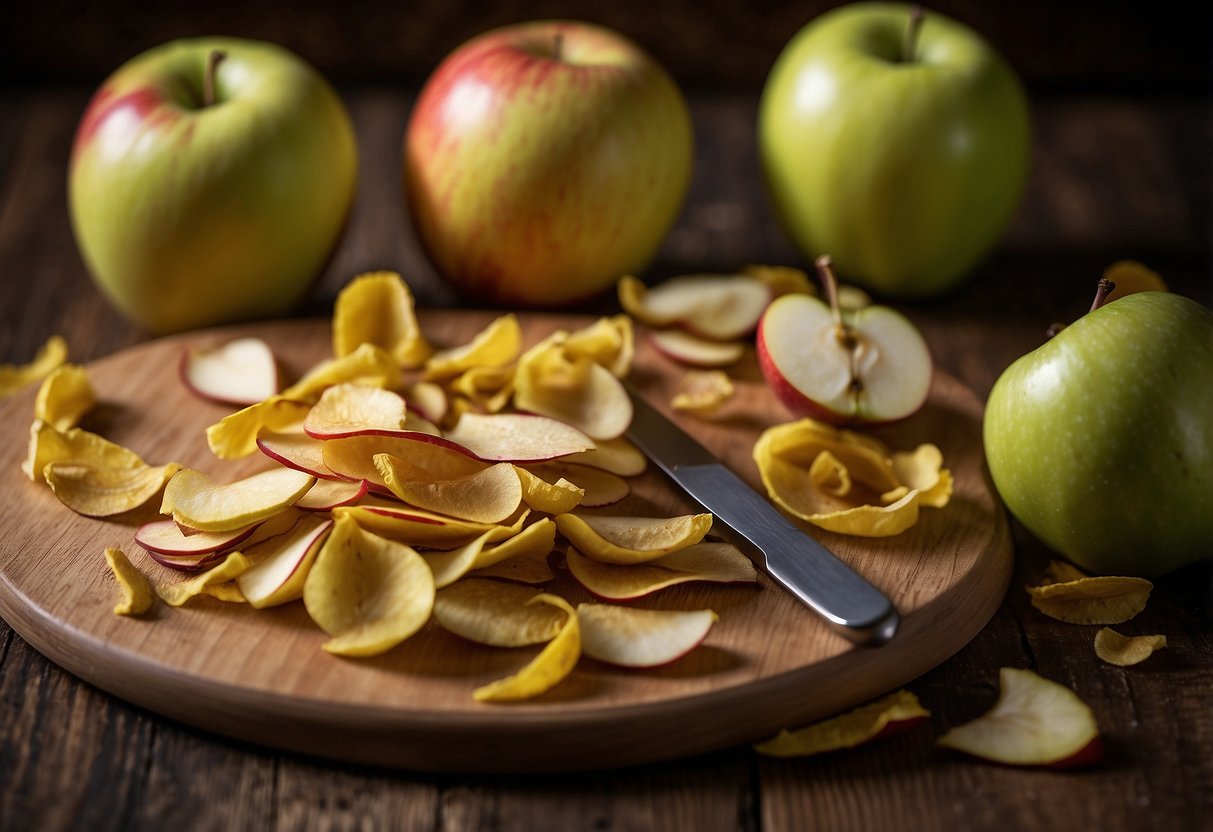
[625,385,899,645]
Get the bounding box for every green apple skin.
[984,292,1213,577]
[405,21,693,307]
[759,3,1030,298]
[70,38,357,333]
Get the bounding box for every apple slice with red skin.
[257,430,344,480]
[937,667,1103,768]
[237,514,333,608]
[295,478,370,511]
[577,604,717,668]
[135,518,258,571]
[650,329,746,367]
[181,337,279,406]
[757,256,931,425]
[621,274,772,340]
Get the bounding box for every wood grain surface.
[0,312,1009,772]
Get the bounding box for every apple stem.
[1089,278,1117,312]
[204,50,226,108]
[553,33,564,62]
[903,6,925,63]
[815,256,845,328]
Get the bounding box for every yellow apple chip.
[513,334,633,441]
[524,462,629,507]
[808,450,852,497]
[434,579,565,646]
[156,553,251,607]
[322,431,486,488]
[332,271,432,367]
[1104,260,1166,301]
[104,547,154,616]
[1094,628,1167,667]
[1,335,68,398]
[1026,575,1152,625]
[566,541,758,600]
[754,689,929,758]
[443,412,595,462]
[555,512,713,565]
[46,461,181,517]
[473,594,580,702]
[425,519,556,587]
[206,396,311,459]
[561,436,646,477]
[162,467,316,532]
[891,444,953,507]
[303,515,434,657]
[743,264,814,298]
[578,604,717,668]
[563,315,634,378]
[201,583,247,603]
[473,550,555,585]
[333,503,528,549]
[22,421,145,483]
[448,364,516,413]
[282,343,402,401]
[515,466,584,515]
[672,369,734,415]
[405,380,448,424]
[34,364,96,430]
[303,383,407,437]
[376,456,522,523]
[423,314,521,381]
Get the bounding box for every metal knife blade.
[625,385,899,645]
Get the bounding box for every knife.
[625,385,899,646]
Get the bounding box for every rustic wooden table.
[1,88,1210,831]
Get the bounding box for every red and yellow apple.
[404,21,693,307]
[70,37,358,333]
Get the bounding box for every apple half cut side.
[180,337,279,407]
[619,274,772,340]
[757,257,932,425]
[650,329,746,367]
[937,667,1103,768]
[577,604,717,668]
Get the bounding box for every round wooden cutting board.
[0,312,1011,773]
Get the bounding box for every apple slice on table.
[256,430,342,480]
[295,478,369,511]
[237,514,333,608]
[650,329,746,367]
[134,518,258,571]
[758,256,932,425]
[302,384,408,439]
[181,337,279,406]
[577,604,717,668]
[619,274,771,340]
[442,412,595,463]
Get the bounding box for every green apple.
[70,38,357,333]
[759,3,1030,297]
[984,288,1213,577]
[404,20,693,307]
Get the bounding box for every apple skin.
[984,292,1213,577]
[70,38,357,333]
[759,3,1030,297]
[404,21,693,307]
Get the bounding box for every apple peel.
[23,421,145,483]
[321,431,486,488]
[671,369,734,415]
[754,689,929,758]
[1026,574,1152,625]
[472,594,580,702]
[295,478,369,511]
[237,514,333,608]
[513,334,633,441]
[936,668,1102,768]
[0,335,67,398]
[1093,628,1167,667]
[104,547,155,616]
[332,271,432,368]
[566,541,758,600]
[561,436,646,477]
[563,315,634,378]
[555,512,713,565]
[434,579,565,647]
[34,364,96,430]
[156,553,251,607]
[525,462,629,507]
[161,467,316,533]
[577,604,717,668]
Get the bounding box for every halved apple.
[577,604,717,667]
[756,257,932,425]
[181,337,279,407]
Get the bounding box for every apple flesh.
[404,21,693,306]
[70,38,357,333]
[757,257,932,424]
[984,288,1213,576]
[181,337,279,406]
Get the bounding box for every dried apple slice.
[303,384,408,438]
[46,460,181,517]
[405,381,448,424]
[754,689,929,758]
[566,541,757,600]
[563,315,634,377]
[256,429,340,479]
[473,594,580,702]
[34,364,95,430]
[423,314,521,381]
[560,436,646,477]
[672,369,734,415]
[181,337,279,406]
[0,335,67,397]
[162,467,316,532]
[376,456,522,523]
[206,396,311,460]
[321,431,487,488]
[22,421,145,484]
[237,515,333,608]
[937,668,1102,768]
[135,518,257,570]
[443,412,595,463]
[1093,628,1167,667]
[473,550,555,585]
[281,343,402,401]
[618,274,771,340]
[104,547,155,615]
[515,466,584,514]
[435,579,565,646]
[555,512,713,565]
[332,271,432,367]
[513,336,633,441]
[156,553,251,607]
[652,329,746,368]
[295,478,369,511]
[526,462,629,507]
[577,604,717,668]
[333,503,529,549]
[449,364,516,413]
[425,519,556,587]
[1026,574,1152,625]
[302,515,435,657]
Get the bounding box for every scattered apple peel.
[207,396,311,460]
[754,689,929,758]
[104,547,155,616]
[376,456,522,524]
[1093,628,1167,666]
[304,384,407,438]
[423,313,521,381]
